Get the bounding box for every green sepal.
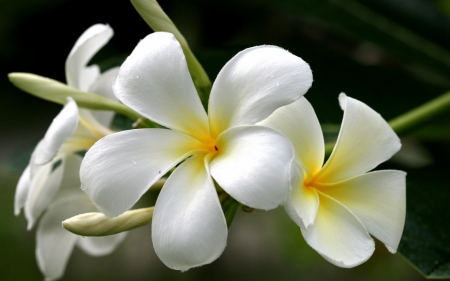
[220,194,241,228]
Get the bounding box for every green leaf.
[398,165,450,278]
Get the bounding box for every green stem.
[130,0,212,100]
[325,90,450,156]
[388,91,450,134]
[224,200,240,228]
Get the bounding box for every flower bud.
[8,72,135,114]
[62,207,154,236]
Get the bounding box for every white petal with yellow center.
[315,94,401,183]
[318,170,406,252]
[80,128,203,217]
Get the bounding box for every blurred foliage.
[2,0,450,280]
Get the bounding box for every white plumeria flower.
[36,155,126,281]
[259,94,406,267]
[80,32,313,270]
[14,24,126,280]
[15,24,118,228]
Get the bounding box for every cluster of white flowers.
[12,7,405,281]
[15,24,126,280]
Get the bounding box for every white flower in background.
[15,23,118,228]
[259,94,406,267]
[80,32,313,270]
[14,24,126,280]
[37,155,126,281]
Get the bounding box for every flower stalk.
[130,0,211,100]
[388,90,450,134]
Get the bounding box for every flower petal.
[65,24,113,91]
[315,94,401,183]
[318,170,406,253]
[210,126,295,210]
[36,193,81,281]
[259,97,324,175]
[113,32,209,140]
[301,191,375,268]
[15,165,32,215]
[152,154,227,271]
[80,128,202,217]
[25,158,64,230]
[88,67,119,127]
[284,166,320,229]
[208,46,312,137]
[34,97,79,165]
[77,233,127,256]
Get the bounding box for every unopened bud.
[8,73,141,121]
[62,207,154,236]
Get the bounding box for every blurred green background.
[2,0,450,280]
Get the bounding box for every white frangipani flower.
[14,24,126,280]
[259,94,406,267]
[80,32,313,270]
[36,155,126,281]
[15,23,118,228]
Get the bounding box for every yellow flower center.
[198,136,220,157]
[302,170,322,192]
